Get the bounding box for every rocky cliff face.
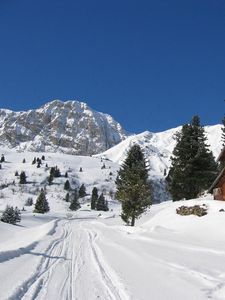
[0,100,128,155]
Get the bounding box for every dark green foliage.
[69,190,80,211]
[79,167,83,172]
[50,166,61,178]
[65,192,70,202]
[222,115,225,146]
[79,184,86,198]
[64,180,71,191]
[65,172,68,178]
[109,171,113,176]
[1,154,5,163]
[34,189,50,213]
[166,116,218,201]
[23,158,26,163]
[37,162,41,168]
[91,187,98,210]
[25,197,33,206]
[41,155,45,160]
[96,193,109,211]
[19,171,27,184]
[1,205,21,224]
[48,174,54,185]
[115,144,151,226]
[101,163,106,169]
[32,157,36,165]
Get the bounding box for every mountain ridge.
[0,99,129,155]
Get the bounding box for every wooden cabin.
[209,146,225,200]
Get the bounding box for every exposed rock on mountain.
[0,100,128,155]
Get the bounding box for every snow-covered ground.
[1,198,225,300]
[0,136,225,300]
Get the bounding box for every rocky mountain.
[0,100,128,155]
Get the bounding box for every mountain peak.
[0,100,129,155]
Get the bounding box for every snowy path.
[1,209,225,300]
[0,219,129,300]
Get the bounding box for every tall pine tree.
[167,115,218,201]
[115,144,151,226]
[69,190,80,211]
[91,187,98,210]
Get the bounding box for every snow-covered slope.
[0,147,119,213]
[99,124,222,176]
[98,124,223,202]
[0,100,128,155]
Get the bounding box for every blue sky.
[0,0,224,133]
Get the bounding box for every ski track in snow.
[1,214,225,300]
[3,219,129,300]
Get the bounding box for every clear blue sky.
[0,0,224,133]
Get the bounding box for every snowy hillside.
[98,124,223,202]
[0,100,128,155]
[99,124,223,176]
[0,147,118,213]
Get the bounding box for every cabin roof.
[208,166,225,193]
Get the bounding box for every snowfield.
[1,198,225,300]
[0,136,224,300]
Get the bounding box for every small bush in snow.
[1,205,21,224]
[176,205,207,217]
[25,197,33,206]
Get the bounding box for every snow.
[0,121,224,299]
[1,197,225,300]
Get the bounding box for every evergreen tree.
[41,155,45,160]
[167,115,218,201]
[64,180,71,191]
[96,193,109,211]
[23,158,26,163]
[0,154,5,163]
[34,189,50,213]
[91,187,98,210]
[65,172,68,178]
[115,144,151,226]
[79,184,86,198]
[19,171,27,184]
[79,167,83,172]
[48,174,54,185]
[65,192,70,202]
[1,205,21,224]
[69,191,80,211]
[222,115,225,147]
[32,157,36,165]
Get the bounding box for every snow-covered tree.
[79,184,86,198]
[34,189,50,213]
[96,193,109,211]
[116,144,151,226]
[19,171,27,184]
[69,190,80,211]
[91,187,98,210]
[64,180,71,191]
[1,205,21,224]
